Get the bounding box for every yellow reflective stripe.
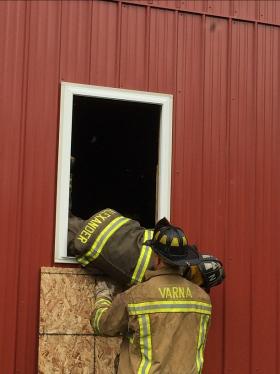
[130,230,148,285]
[93,307,108,333]
[196,315,210,373]
[77,216,130,265]
[77,256,88,266]
[138,314,152,374]
[128,300,212,316]
[95,298,112,307]
[129,335,135,345]
[131,230,153,285]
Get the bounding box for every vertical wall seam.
[14,0,31,370]
[251,20,258,373]
[58,0,63,81]
[256,0,260,23]
[172,9,179,217]
[271,25,277,373]
[173,10,179,112]
[199,14,206,240]
[116,1,122,87]
[229,0,234,18]
[53,1,63,236]
[58,0,63,82]
[223,16,232,374]
[155,9,159,91]
[145,6,150,91]
[88,0,94,83]
[270,26,277,373]
[171,9,179,219]
[181,12,190,222]
[276,22,280,374]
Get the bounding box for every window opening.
[55,83,173,263]
[71,96,161,228]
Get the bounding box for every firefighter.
[91,218,212,374]
[68,208,225,290]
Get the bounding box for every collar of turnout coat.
[144,266,182,281]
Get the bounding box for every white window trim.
[55,82,173,263]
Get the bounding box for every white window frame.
[55,82,173,263]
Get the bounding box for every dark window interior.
[70,95,161,228]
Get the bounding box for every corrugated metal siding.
[120,4,147,89]
[252,24,280,373]
[91,0,119,86]
[15,2,62,373]
[0,2,27,373]
[126,0,280,24]
[1,1,280,373]
[149,8,177,93]
[60,0,92,83]
[225,20,255,373]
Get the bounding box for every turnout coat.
[69,208,155,286]
[68,208,204,287]
[91,267,212,374]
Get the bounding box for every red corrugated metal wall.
[1,1,279,373]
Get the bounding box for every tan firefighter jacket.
[69,208,204,287]
[91,267,212,374]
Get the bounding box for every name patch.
[158,287,193,299]
[76,209,115,244]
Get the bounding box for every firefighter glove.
[95,279,116,300]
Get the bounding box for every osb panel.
[40,269,95,334]
[95,337,122,374]
[38,335,94,374]
[39,267,123,374]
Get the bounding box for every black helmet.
[146,218,200,266]
[198,254,225,289]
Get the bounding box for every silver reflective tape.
[131,230,153,284]
[128,301,212,315]
[196,315,209,373]
[138,314,152,374]
[88,216,129,261]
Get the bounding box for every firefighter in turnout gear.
[91,218,212,374]
[68,208,225,290]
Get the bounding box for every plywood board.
[95,337,121,374]
[39,267,121,374]
[38,335,94,374]
[40,268,95,334]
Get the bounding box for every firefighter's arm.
[91,281,128,337]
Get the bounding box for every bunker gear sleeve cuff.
[91,293,129,337]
